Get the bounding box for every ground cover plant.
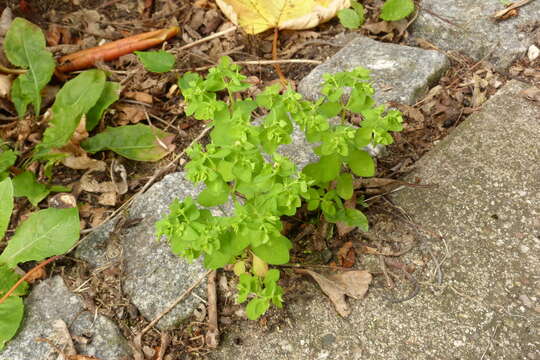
[156,56,403,320]
[0,17,175,348]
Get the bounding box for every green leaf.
[0,178,13,239]
[347,149,375,177]
[35,70,106,158]
[86,81,120,131]
[135,50,176,73]
[4,18,55,117]
[336,173,353,200]
[252,235,292,265]
[0,207,79,268]
[302,153,341,183]
[0,150,17,176]
[0,265,28,296]
[12,171,50,206]
[380,0,415,21]
[245,297,270,320]
[339,208,368,231]
[0,296,24,350]
[338,8,362,29]
[354,127,372,148]
[82,124,173,161]
[197,179,229,207]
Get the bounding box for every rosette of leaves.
[156,56,403,320]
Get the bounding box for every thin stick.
[0,256,61,306]
[178,26,237,51]
[492,0,533,19]
[273,28,287,86]
[205,270,219,349]
[136,270,211,339]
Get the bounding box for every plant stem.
[0,256,61,305]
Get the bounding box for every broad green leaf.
[135,50,176,73]
[354,127,372,147]
[0,265,28,296]
[245,297,270,320]
[0,296,24,350]
[81,124,173,162]
[0,150,17,176]
[86,81,120,131]
[4,18,55,117]
[302,153,341,183]
[338,8,362,29]
[35,69,106,158]
[252,235,292,265]
[347,149,375,177]
[380,0,414,21]
[197,179,230,207]
[12,171,49,206]
[339,208,368,231]
[336,172,353,200]
[0,207,79,268]
[0,178,13,239]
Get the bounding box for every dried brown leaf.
[299,269,371,317]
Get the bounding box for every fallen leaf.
[110,159,128,195]
[116,104,146,125]
[0,75,12,98]
[62,154,106,171]
[298,269,371,317]
[124,91,153,104]
[362,20,394,34]
[337,241,355,267]
[216,0,351,34]
[98,192,116,206]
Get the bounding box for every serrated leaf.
[86,81,120,131]
[338,8,361,29]
[0,207,79,268]
[82,124,174,161]
[347,149,374,177]
[380,0,414,21]
[252,235,291,265]
[4,18,55,117]
[0,178,13,239]
[336,172,353,200]
[35,69,106,158]
[135,50,176,73]
[0,265,28,296]
[12,171,50,206]
[0,296,24,350]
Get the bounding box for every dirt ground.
[1,0,539,358]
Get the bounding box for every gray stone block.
[76,172,208,330]
[411,0,540,70]
[298,35,449,104]
[0,276,130,360]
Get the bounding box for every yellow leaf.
[216,0,351,34]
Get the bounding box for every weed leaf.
[338,8,362,29]
[0,207,79,268]
[135,50,176,73]
[0,265,28,296]
[380,0,414,21]
[0,297,24,350]
[82,124,174,161]
[86,81,120,131]
[35,69,106,158]
[4,18,55,117]
[0,178,13,239]
[12,171,50,206]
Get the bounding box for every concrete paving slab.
[211,80,540,360]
